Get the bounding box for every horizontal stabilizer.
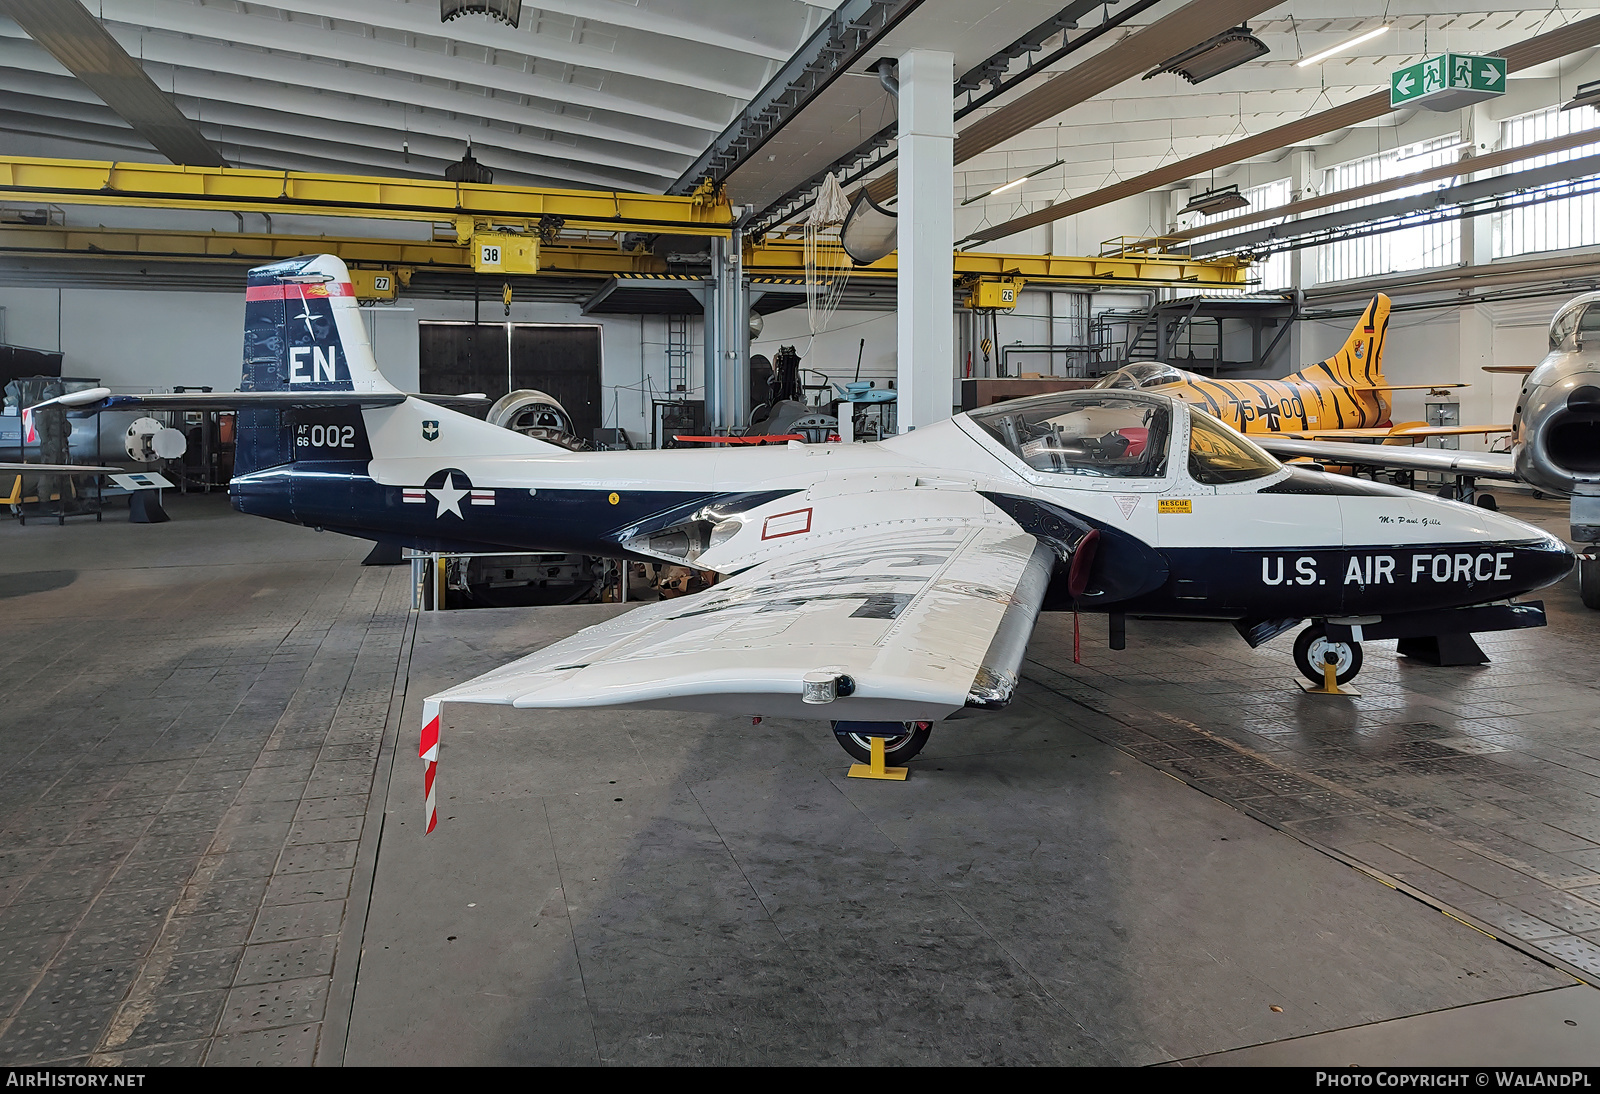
[69,392,487,413]
[0,463,120,474]
[97,392,407,411]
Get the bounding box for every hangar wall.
[0,283,693,444]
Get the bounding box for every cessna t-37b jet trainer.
[51,257,1574,831]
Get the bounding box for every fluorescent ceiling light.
[960,159,1065,206]
[1297,25,1389,68]
[1182,185,1251,217]
[1144,26,1270,85]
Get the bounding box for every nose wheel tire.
[1580,556,1600,610]
[831,721,933,766]
[1292,626,1363,686]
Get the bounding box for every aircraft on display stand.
[1095,294,1498,453]
[34,255,1576,831]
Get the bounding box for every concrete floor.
[0,492,1598,1065]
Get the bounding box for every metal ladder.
[666,314,689,396]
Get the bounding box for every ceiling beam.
[0,0,225,166]
[966,12,1600,245]
[865,0,1284,202]
[1169,125,1600,245]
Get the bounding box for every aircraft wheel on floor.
[831,720,933,765]
[1579,555,1600,610]
[1292,625,1363,686]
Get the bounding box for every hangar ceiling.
[949,3,1600,245]
[2,1,1600,258]
[0,0,833,190]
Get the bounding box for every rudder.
[236,254,394,475]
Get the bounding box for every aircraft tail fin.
[1291,294,1391,390]
[236,254,398,475]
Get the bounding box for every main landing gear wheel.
[1580,556,1600,610]
[832,721,933,766]
[1293,625,1363,686]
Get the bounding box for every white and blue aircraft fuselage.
[68,256,1572,830]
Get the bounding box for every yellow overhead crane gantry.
[0,156,1252,292]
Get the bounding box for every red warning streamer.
[419,699,441,834]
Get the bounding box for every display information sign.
[1391,53,1506,111]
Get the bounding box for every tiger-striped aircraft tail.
[1096,294,1496,444]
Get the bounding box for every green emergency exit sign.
[1391,53,1506,111]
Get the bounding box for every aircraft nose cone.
[1512,531,1577,595]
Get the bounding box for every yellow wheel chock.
[1299,651,1361,696]
[848,735,909,781]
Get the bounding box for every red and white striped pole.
[419,698,441,834]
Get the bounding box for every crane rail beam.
[0,224,1253,289]
[0,156,734,236]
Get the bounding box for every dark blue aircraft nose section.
[1511,531,1577,595]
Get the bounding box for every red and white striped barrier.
[419,698,440,834]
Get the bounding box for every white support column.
[1288,148,1319,292]
[896,48,954,431]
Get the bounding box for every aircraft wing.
[417,501,1059,828]
[429,520,1054,722]
[1275,424,1511,441]
[1257,436,1519,480]
[0,463,120,474]
[1345,383,1470,391]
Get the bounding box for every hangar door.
[418,322,603,443]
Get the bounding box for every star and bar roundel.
[400,468,496,520]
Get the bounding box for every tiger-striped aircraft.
[1095,294,1502,445]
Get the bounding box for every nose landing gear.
[1292,625,1363,687]
[1580,552,1600,610]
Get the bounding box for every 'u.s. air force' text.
[1262,552,1515,586]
